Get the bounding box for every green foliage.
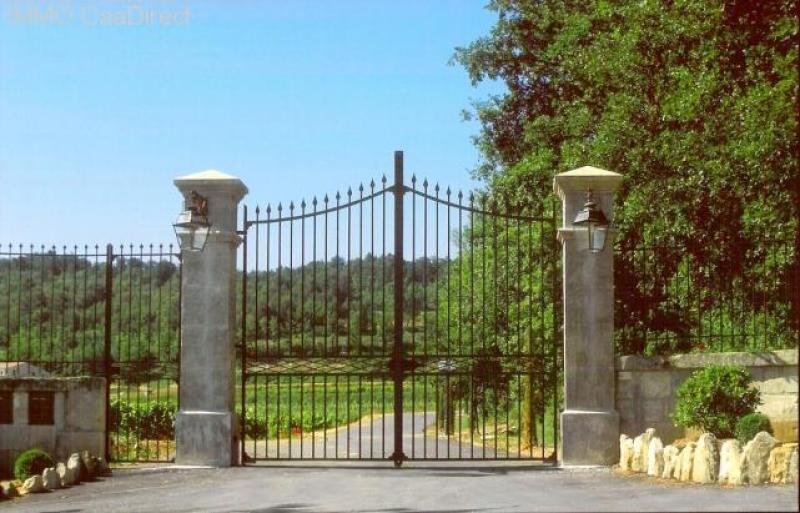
[243,407,345,440]
[0,253,180,378]
[670,365,760,438]
[241,255,444,353]
[110,400,176,440]
[735,412,773,444]
[431,213,561,442]
[13,448,54,481]
[454,0,799,355]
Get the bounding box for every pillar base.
[559,409,619,466]
[175,411,239,467]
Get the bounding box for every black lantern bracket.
[173,190,212,252]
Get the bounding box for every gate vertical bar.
[391,150,405,467]
[103,243,114,462]
[240,205,248,464]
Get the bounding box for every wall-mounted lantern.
[173,190,211,252]
[572,188,610,253]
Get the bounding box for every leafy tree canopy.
[454,0,798,353]
[455,0,796,241]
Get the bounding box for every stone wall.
[616,349,798,444]
[0,377,105,477]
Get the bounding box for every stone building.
[0,362,105,476]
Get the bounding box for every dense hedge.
[110,400,176,440]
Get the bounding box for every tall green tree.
[454,0,798,354]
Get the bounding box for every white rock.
[661,445,680,479]
[94,456,112,477]
[647,437,664,477]
[743,431,777,484]
[788,447,798,484]
[677,443,696,482]
[692,433,719,483]
[719,439,745,486]
[81,451,97,479]
[1,481,19,498]
[632,428,655,473]
[42,467,60,490]
[67,453,83,483]
[768,444,798,484]
[619,434,634,471]
[21,475,44,494]
[56,461,74,486]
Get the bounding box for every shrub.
[110,400,176,440]
[735,412,773,444]
[13,448,54,481]
[670,364,760,438]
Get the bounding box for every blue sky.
[0,0,503,247]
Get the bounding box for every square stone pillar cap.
[174,169,248,202]
[553,166,623,199]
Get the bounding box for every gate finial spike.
[324,194,329,203]
[301,199,306,209]
[370,179,375,189]
[458,190,463,201]
[347,187,352,197]
[277,202,283,212]
[256,205,262,215]
[434,183,440,193]
[359,183,364,193]
[423,178,428,188]
[446,187,451,197]
[289,201,294,211]
[381,174,387,184]
[312,196,318,207]
[335,191,341,201]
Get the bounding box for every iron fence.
[614,237,799,355]
[0,243,180,462]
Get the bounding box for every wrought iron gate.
[239,152,560,465]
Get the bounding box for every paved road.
[247,412,541,461]
[4,465,797,512]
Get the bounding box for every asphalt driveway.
[3,464,797,512]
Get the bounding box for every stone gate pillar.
[174,170,247,467]
[554,166,622,466]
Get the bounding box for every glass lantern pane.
[192,226,210,252]
[591,225,608,253]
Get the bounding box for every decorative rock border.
[0,450,111,501]
[618,428,798,485]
